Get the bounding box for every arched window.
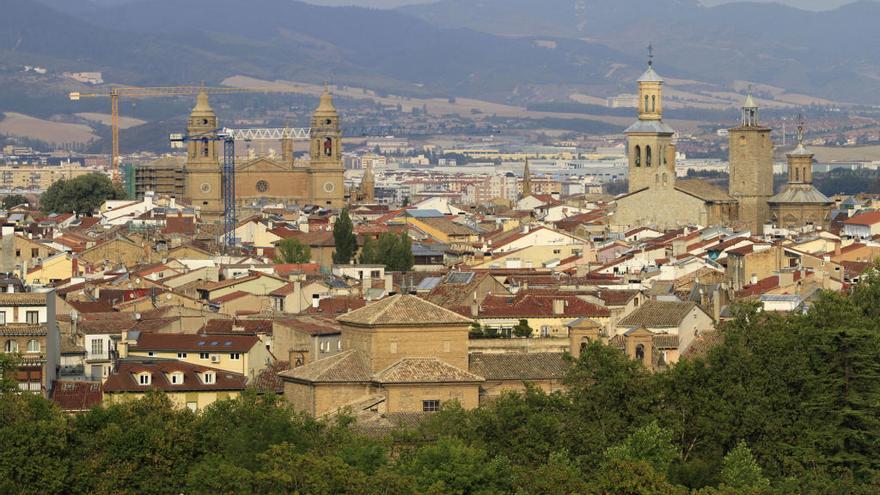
[201,139,209,157]
[661,146,667,164]
[634,145,641,167]
[26,339,39,353]
[646,145,652,166]
[323,137,333,157]
[795,168,800,182]
[644,95,649,112]
[651,95,656,112]
[635,344,645,361]
[663,173,669,185]
[4,340,18,353]
[655,174,659,184]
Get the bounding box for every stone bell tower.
[625,46,677,194]
[728,92,773,234]
[308,87,345,207]
[183,89,223,222]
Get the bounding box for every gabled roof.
[843,210,880,226]
[131,333,259,352]
[617,300,703,328]
[373,358,484,384]
[469,352,568,381]
[337,294,473,327]
[103,359,247,392]
[278,349,371,383]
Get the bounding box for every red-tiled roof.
[307,296,366,315]
[132,333,260,352]
[477,293,610,319]
[51,380,102,411]
[843,211,880,226]
[211,290,252,304]
[200,318,273,335]
[103,360,247,392]
[163,216,196,235]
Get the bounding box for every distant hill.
[402,0,880,104]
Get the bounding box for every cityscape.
[1,0,880,493]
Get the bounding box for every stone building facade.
[768,123,833,231]
[728,94,774,234]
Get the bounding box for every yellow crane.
[69,85,296,182]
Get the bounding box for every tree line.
[3,271,880,494]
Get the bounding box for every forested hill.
[3,268,880,493]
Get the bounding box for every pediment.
[237,157,291,172]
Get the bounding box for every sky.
[302,0,860,11]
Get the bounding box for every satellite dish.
[134,313,142,320]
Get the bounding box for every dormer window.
[203,372,215,384]
[138,372,151,386]
[169,372,184,385]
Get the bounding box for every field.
[810,145,880,162]
[75,112,147,129]
[0,112,98,145]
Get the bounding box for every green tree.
[275,238,312,263]
[589,458,687,495]
[512,451,588,495]
[333,207,359,264]
[359,237,382,264]
[512,319,533,338]
[359,232,413,272]
[39,173,124,214]
[720,441,769,491]
[0,393,69,495]
[2,193,28,210]
[605,420,678,475]
[0,353,19,393]
[254,445,369,495]
[394,437,511,495]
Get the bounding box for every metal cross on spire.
[648,43,654,67]
[796,113,805,145]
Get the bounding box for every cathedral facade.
[182,88,346,223]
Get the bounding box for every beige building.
[134,157,185,199]
[180,88,345,223]
[613,57,737,230]
[768,123,833,231]
[0,164,98,191]
[280,295,484,417]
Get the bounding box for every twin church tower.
[183,87,345,222]
[616,49,830,233]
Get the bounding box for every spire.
[315,85,337,114]
[741,86,759,127]
[790,113,810,156]
[648,43,654,67]
[637,44,662,83]
[191,88,214,115]
[522,160,533,197]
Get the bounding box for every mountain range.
[2,0,879,120]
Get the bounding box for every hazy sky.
[302,0,861,11]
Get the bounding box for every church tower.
[521,160,533,198]
[308,87,345,207]
[360,161,375,202]
[625,47,676,194]
[728,92,773,234]
[183,89,223,221]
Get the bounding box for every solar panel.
[447,272,475,285]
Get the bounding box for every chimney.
[834,242,842,257]
[750,274,758,285]
[71,256,78,276]
[778,270,794,288]
[552,299,565,315]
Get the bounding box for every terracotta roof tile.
[279,349,371,383]
[337,294,473,326]
[469,352,569,381]
[132,333,259,352]
[51,380,102,411]
[618,300,702,328]
[103,359,247,392]
[373,358,484,384]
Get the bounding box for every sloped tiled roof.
[278,349,371,383]
[103,359,247,392]
[373,357,484,384]
[768,184,832,205]
[0,292,47,305]
[469,352,568,381]
[132,333,259,352]
[337,294,473,326]
[675,179,736,203]
[51,381,102,411]
[617,300,702,328]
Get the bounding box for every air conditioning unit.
[210,355,220,363]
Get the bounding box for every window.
[26,339,40,353]
[645,145,652,166]
[229,352,241,360]
[14,249,20,258]
[91,339,103,356]
[644,95,649,112]
[138,373,151,385]
[390,342,398,354]
[4,340,18,353]
[0,312,6,325]
[170,373,183,385]
[337,340,342,351]
[177,352,187,359]
[199,352,209,360]
[147,351,155,357]
[651,95,656,112]
[634,145,641,167]
[553,249,561,254]
[795,168,799,181]
[31,248,39,258]
[203,372,215,384]
[422,400,441,412]
[635,344,645,361]
[186,402,198,412]
[25,311,38,324]
[370,270,381,278]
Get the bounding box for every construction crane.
[169,126,310,251]
[69,85,295,182]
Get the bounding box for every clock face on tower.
[256,180,269,193]
[200,182,212,193]
[323,181,335,193]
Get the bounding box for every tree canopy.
[359,231,413,272]
[1,194,28,210]
[332,207,358,265]
[275,238,312,264]
[5,269,880,493]
[39,173,125,215]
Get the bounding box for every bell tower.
[183,89,223,221]
[728,91,773,234]
[624,46,676,194]
[308,87,344,207]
